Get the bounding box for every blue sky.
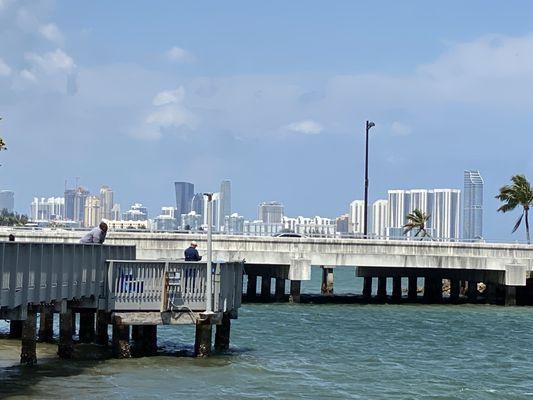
[1,0,533,241]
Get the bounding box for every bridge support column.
[275,278,285,301]
[377,277,387,301]
[408,276,418,301]
[141,325,158,355]
[246,275,257,301]
[260,276,272,302]
[363,277,372,299]
[58,306,74,359]
[95,310,109,345]
[38,306,54,343]
[321,267,334,296]
[450,279,460,302]
[392,277,402,302]
[71,312,77,337]
[289,280,301,303]
[467,281,478,302]
[424,277,442,303]
[194,319,212,357]
[215,313,231,352]
[79,310,96,343]
[9,320,23,339]
[20,306,37,366]
[485,283,498,304]
[504,286,517,306]
[112,318,131,358]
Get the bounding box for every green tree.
[403,209,431,239]
[0,116,6,151]
[496,174,533,244]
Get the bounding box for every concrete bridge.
[5,229,533,305]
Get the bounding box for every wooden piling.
[274,278,286,301]
[95,310,109,345]
[58,307,74,359]
[9,320,23,339]
[246,274,257,300]
[20,306,37,366]
[112,317,131,358]
[260,276,272,301]
[289,280,301,303]
[194,319,213,357]
[38,306,54,343]
[214,313,231,352]
[363,277,372,299]
[321,267,334,296]
[392,277,402,301]
[408,276,418,301]
[79,310,96,343]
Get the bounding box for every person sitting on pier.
[80,222,108,244]
[184,241,202,261]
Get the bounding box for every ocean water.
[1,268,533,399]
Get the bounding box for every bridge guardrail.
[106,260,243,313]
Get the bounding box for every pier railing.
[106,260,243,314]
[0,243,136,310]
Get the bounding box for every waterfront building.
[84,196,101,227]
[220,180,231,231]
[258,201,284,224]
[349,200,365,235]
[174,182,194,216]
[99,186,114,220]
[182,211,203,231]
[372,200,388,239]
[123,203,148,221]
[335,214,350,235]
[225,213,245,234]
[463,170,484,240]
[282,216,336,237]
[30,197,64,221]
[0,190,14,213]
[64,187,89,222]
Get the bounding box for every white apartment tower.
[349,200,365,235]
[463,170,484,240]
[372,199,388,238]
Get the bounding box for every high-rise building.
[432,189,461,240]
[182,211,203,231]
[336,214,350,234]
[30,197,64,221]
[372,200,388,238]
[225,213,245,234]
[123,203,148,221]
[111,204,121,220]
[0,190,14,213]
[174,182,194,216]
[387,190,410,238]
[99,186,114,220]
[191,193,205,215]
[84,196,101,227]
[64,187,89,222]
[349,200,365,234]
[463,170,484,240]
[219,180,231,230]
[258,201,284,224]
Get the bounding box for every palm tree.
[403,209,431,239]
[496,174,533,244]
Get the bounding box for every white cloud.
[166,46,194,63]
[152,87,185,106]
[284,119,323,135]
[39,23,64,44]
[20,69,36,82]
[25,48,75,73]
[0,58,11,76]
[391,121,412,136]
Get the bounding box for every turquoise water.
[2,303,533,399]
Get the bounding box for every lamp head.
[367,121,375,129]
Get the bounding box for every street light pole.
[363,120,375,238]
[203,192,214,313]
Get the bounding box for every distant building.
[463,170,484,240]
[432,189,461,240]
[123,203,148,221]
[64,187,89,222]
[387,190,410,238]
[153,206,178,231]
[0,190,14,213]
[99,186,114,220]
[349,200,365,235]
[258,201,284,224]
[244,220,283,236]
[219,180,231,231]
[107,219,148,230]
[174,182,194,216]
[111,203,121,221]
[335,214,350,234]
[191,193,205,215]
[182,211,203,231]
[283,216,336,237]
[372,200,388,238]
[84,196,101,227]
[30,197,64,221]
[225,213,244,234]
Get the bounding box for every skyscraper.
[372,199,388,238]
[349,200,365,234]
[219,180,231,230]
[64,187,89,222]
[0,190,14,213]
[432,189,461,240]
[31,197,64,220]
[387,190,410,238]
[84,196,101,227]
[100,186,114,220]
[463,170,484,240]
[191,193,205,215]
[174,182,194,216]
[258,201,284,224]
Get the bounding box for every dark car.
[273,232,303,238]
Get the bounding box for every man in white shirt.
[80,222,108,244]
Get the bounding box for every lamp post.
[363,120,375,238]
[203,192,214,313]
